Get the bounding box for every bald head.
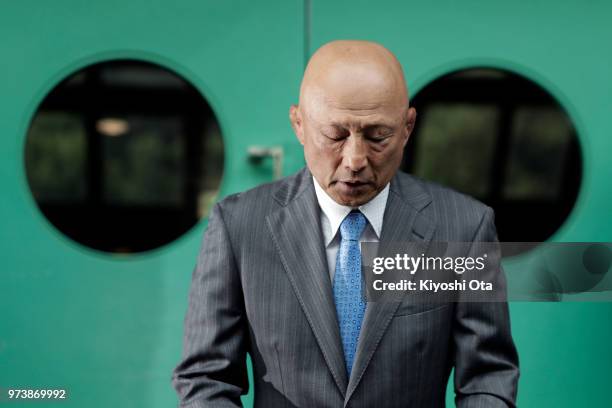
[290,40,416,207]
[299,40,409,112]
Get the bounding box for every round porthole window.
[24,59,224,254]
[402,68,582,242]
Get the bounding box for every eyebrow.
[363,124,395,131]
[327,122,396,131]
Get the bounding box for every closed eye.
[367,132,393,143]
[321,126,349,140]
[365,125,394,141]
[368,134,392,142]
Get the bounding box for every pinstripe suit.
[172,167,519,407]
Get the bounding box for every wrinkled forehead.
[303,95,407,131]
[301,60,408,128]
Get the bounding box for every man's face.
[291,79,416,207]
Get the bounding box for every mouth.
[335,180,372,193]
[341,180,367,187]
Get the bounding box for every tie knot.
[340,210,367,241]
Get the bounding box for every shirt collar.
[312,176,389,245]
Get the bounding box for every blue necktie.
[333,210,367,376]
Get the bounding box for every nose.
[343,135,368,173]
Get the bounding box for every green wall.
[1,1,611,407]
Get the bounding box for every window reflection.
[24,60,224,253]
[403,68,582,242]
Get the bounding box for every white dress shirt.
[312,176,390,281]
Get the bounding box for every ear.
[402,107,417,147]
[289,104,305,145]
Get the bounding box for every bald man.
[173,40,519,407]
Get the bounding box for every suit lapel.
[266,169,349,395]
[345,172,436,404]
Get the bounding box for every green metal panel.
[1,0,612,407]
[309,1,612,406]
[0,1,304,407]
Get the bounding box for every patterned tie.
[333,210,367,376]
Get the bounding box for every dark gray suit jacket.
[172,167,519,407]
